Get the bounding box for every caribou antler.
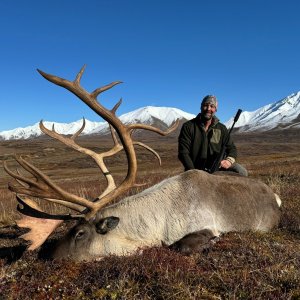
[5,65,179,222]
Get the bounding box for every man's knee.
[229,163,248,176]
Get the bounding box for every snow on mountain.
[119,106,194,126]
[0,119,104,140]
[0,106,195,140]
[224,92,300,132]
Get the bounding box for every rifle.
[208,109,242,173]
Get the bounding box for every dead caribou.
[4,66,281,261]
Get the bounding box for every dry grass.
[0,130,299,299]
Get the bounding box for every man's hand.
[220,159,232,169]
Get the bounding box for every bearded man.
[178,95,248,176]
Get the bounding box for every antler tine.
[40,118,86,141]
[111,98,122,114]
[16,195,82,220]
[72,118,86,140]
[74,64,86,85]
[91,81,123,99]
[109,124,119,146]
[74,66,122,98]
[133,142,161,165]
[16,168,31,188]
[128,119,180,136]
[109,98,122,145]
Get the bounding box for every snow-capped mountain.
[1,92,299,140]
[0,106,195,140]
[0,119,103,140]
[224,92,300,132]
[118,106,193,127]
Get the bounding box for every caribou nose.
[38,239,60,260]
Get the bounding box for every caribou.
[4,66,281,261]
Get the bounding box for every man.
[178,95,248,176]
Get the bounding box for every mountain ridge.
[1,92,300,140]
[0,107,195,140]
[224,91,300,132]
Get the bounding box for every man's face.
[201,102,217,120]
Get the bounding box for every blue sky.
[0,0,299,131]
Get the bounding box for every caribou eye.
[75,229,86,240]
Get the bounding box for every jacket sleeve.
[178,123,195,170]
[223,127,237,159]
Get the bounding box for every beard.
[202,112,214,120]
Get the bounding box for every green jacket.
[178,114,237,171]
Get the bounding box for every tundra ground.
[0,129,299,299]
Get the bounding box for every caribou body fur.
[51,170,281,260]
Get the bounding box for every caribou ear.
[96,216,120,234]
